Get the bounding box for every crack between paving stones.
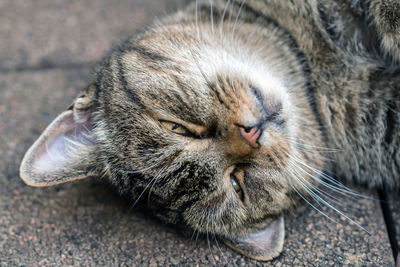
[0,62,96,73]
[378,187,399,264]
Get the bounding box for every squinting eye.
[230,174,244,201]
[160,121,191,136]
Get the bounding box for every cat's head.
[20,21,323,261]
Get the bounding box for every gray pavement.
[390,193,400,265]
[0,0,397,266]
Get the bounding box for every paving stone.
[393,194,400,249]
[282,192,394,266]
[389,193,400,265]
[0,69,394,266]
[0,0,185,70]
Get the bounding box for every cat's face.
[20,22,323,260]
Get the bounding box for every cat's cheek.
[183,139,212,151]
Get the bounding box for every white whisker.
[210,0,215,35]
[287,160,358,211]
[206,210,217,266]
[285,167,343,224]
[211,212,230,266]
[219,0,231,46]
[228,0,234,26]
[288,153,376,200]
[286,159,370,233]
[284,136,341,153]
[231,0,246,44]
[191,210,207,245]
[131,176,157,209]
[195,0,200,40]
[131,163,170,209]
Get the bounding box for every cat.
[19,0,399,261]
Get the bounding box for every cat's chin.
[221,216,284,261]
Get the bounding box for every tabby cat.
[20,0,399,261]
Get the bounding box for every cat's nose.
[239,126,261,149]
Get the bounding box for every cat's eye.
[160,121,192,136]
[230,174,244,201]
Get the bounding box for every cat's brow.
[170,74,202,98]
[124,44,170,62]
[115,55,141,105]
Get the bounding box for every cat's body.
[20,0,399,261]
[206,0,400,189]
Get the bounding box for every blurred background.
[0,0,397,265]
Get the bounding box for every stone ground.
[0,0,398,266]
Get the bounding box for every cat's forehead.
[100,23,294,130]
[118,27,288,102]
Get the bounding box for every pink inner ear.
[32,110,94,174]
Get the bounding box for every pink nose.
[239,126,261,148]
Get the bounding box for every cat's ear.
[20,81,99,187]
[222,216,284,261]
